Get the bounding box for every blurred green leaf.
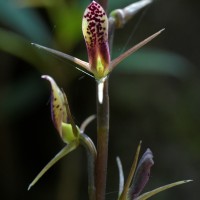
[45,2,83,50]
[15,0,55,7]
[0,28,58,71]
[0,0,51,43]
[114,48,193,78]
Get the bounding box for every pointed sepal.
[110,29,165,72]
[119,141,142,200]
[28,141,79,190]
[137,180,192,200]
[31,43,90,72]
[82,1,110,79]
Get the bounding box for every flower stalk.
[95,78,109,200]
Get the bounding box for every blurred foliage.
[0,0,199,200]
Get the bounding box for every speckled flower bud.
[42,75,76,143]
[82,1,110,79]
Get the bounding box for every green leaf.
[45,1,83,50]
[0,28,56,70]
[137,180,192,200]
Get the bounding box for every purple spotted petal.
[42,75,67,137]
[82,1,110,79]
[128,148,154,199]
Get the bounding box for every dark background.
[0,0,199,199]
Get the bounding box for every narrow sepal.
[110,29,165,71]
[136,180,193,200]
[31,43,90,71]
[120,141,142,200]
[82,1,110,79]
[28,141,79,190]
[128,148,154,199]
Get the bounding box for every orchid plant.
[28,1,191,200]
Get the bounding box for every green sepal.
[119,141,142,200]
[28,141,79,191]
[137,180,192,200]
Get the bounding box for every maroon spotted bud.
[41,75,77,144]
[82,1,110,79]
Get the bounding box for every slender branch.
[79,133,97,200]
[95,78,109,200]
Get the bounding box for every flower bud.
[42,75,76,143]
[82,1,110,79]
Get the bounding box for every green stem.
[95,78,109,200]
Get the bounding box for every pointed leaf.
[137,180,192,200]
[28,141,79,190]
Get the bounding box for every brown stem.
[95,78,109,200]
